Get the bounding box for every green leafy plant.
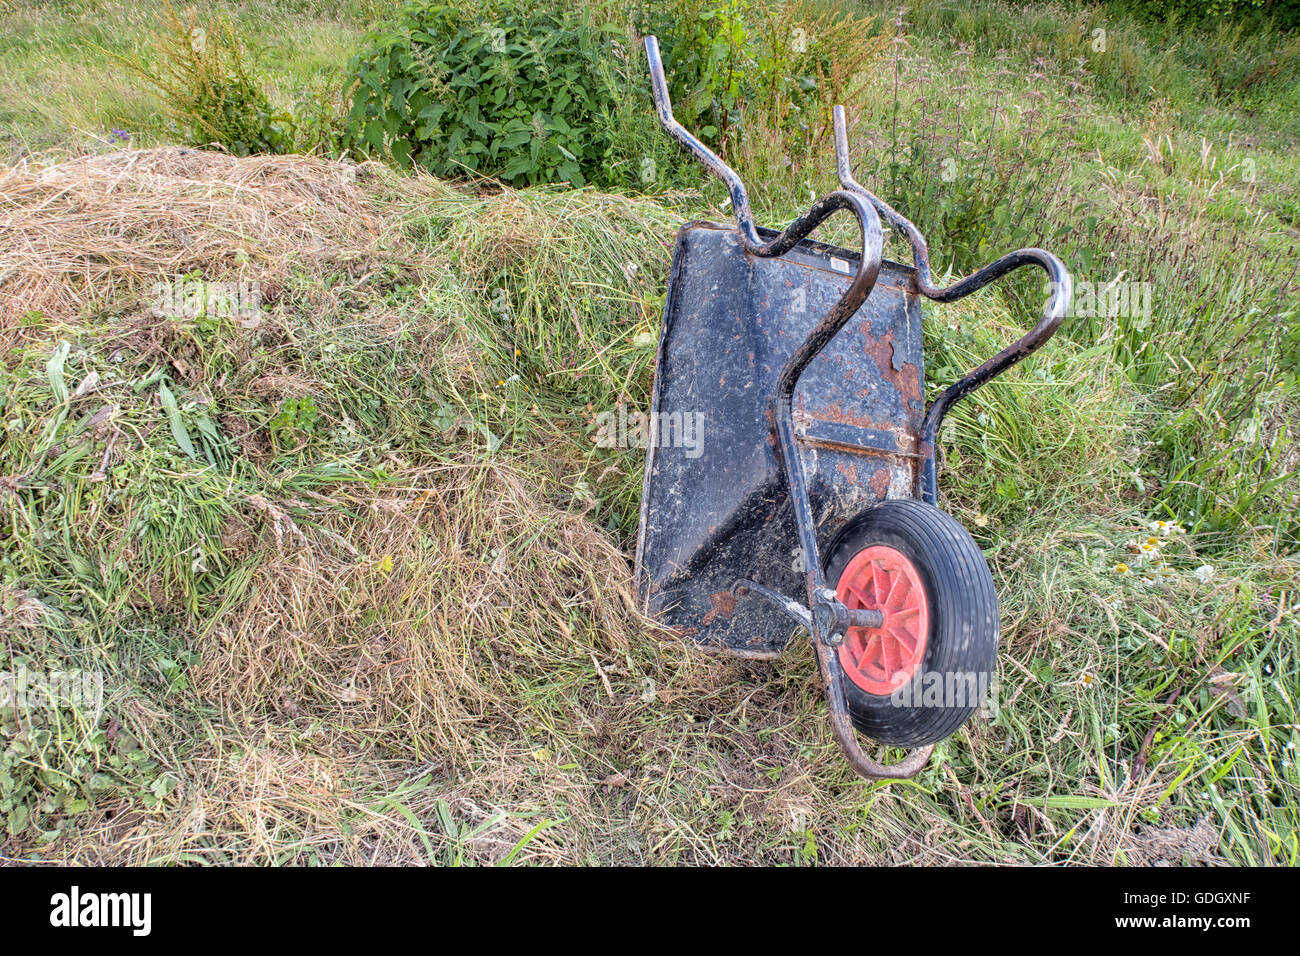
[1108,0,1297,30]
[634,0,884,154]
[125,1,293,156]
[343,1,620,186]
[269,396,320,452]
[624,0,887,199]
[292,77,350,156]
[1,657,163,842]
[637,0,754,149]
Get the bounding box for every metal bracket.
[812,587,884,646]
[731,581,884,647]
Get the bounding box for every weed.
[124,2,293,156]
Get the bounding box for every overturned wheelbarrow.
[633,37,1073,780]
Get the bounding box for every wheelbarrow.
[633,37,1073,780]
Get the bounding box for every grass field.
[0,0,1297,865]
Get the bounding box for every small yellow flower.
[1114,562,1130,574]
[1081,673,1096,688]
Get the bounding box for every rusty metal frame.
[831,106,1073,504]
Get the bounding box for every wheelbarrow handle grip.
[645,37,879,262]
[832,106,1074,503]
[644,36,766,250]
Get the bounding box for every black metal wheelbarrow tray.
[634,37,1073,781]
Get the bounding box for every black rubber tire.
[823,498,999,747]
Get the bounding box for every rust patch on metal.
[811,400,879,430]
[701,590,737,626]
[800,436,917,459]
[869,467,890,499]
[860,323,923,412]
[861,323,898,377]
[895,362,922,407]
[836,460,859,483]
[764,405,778,446]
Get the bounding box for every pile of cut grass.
[0,148,383,337]
[1,148,1295,865]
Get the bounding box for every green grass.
[0,0,376,156]
[1,0,1297,865]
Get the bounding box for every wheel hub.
[835,545,929,694]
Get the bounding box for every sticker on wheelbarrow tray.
[635,221,926,656]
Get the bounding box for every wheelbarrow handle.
[644,35,765,251]
[644,37,878,261]
[833,106,1074,504]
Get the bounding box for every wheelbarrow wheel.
[824,499,998,747]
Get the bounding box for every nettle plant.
[343,2,619,187]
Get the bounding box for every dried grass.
[0,148,384,340]
[194,458,647,765]
[1123,817,1224,866]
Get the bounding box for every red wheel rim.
[836,545,929,695]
